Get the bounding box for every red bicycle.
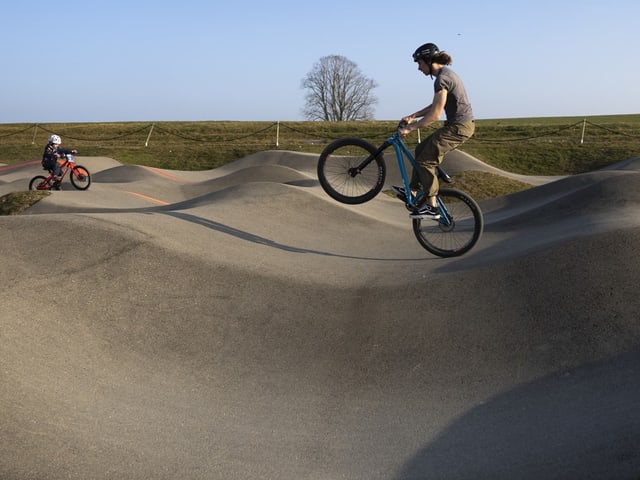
[29,154,91,191]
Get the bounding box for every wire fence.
[0,119,637,173]
[1,119,636,148]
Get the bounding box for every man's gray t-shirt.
[434,66,473,124]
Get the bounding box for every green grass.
[446,171,532,200]
[1,115,638,175]
[0,191,50,215]
[1,115,638,214]
[382,171,531,203]
[462,114,640,175]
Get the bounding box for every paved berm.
[1,151,639,479]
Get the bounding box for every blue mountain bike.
[317,123,483,257]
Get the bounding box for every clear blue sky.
[2,0,638,123]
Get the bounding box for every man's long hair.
[432,51,452,65]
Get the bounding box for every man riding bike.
[393,42,475,219]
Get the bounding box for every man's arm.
[404,89,448,132]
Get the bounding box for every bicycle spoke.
[413,189,483,257]
[317,138,386,205]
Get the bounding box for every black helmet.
[412,43,439,62]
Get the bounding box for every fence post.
[145,124,155,147]
[32,124,38,144]
[276,121,280,147]
[580,118,586,144]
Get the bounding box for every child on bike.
[42,134,77,190]
[393,42,474,219]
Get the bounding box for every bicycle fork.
[392,141,454,226]
[392,140,421,210]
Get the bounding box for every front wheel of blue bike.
[412,188,483,257]
[317,137,386,204]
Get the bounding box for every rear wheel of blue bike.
[317,137,386,204]
[412,188,483,257]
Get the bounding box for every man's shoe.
[409,204,440,220]
[391,185,407,203]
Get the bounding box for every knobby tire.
[412,188,483,257]
[70,166,91,190]
[317,137,386,204]
[29,176,48,191]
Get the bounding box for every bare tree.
[301,55,378,121]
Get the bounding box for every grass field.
[0,115,638,176]
[1,115,638,212]
[0,114,640,175]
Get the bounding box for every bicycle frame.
[389,133,421,207]
[55,159,73,180]
[357,132,454,224]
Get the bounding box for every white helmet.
[49,134,62,144]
